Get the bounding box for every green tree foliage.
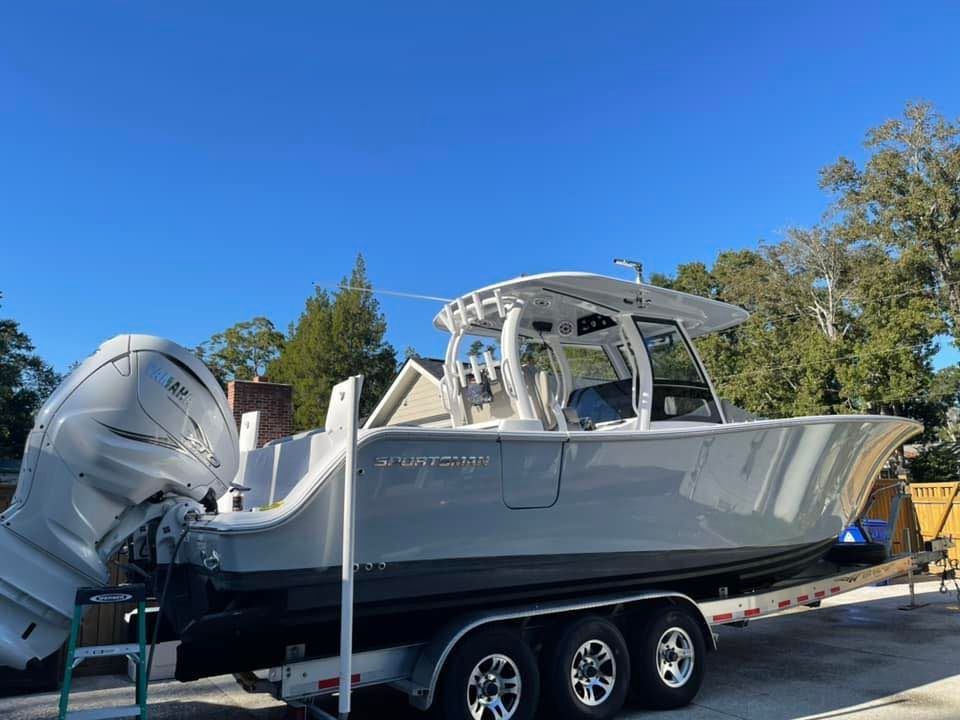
[269,255,397,429]
[834,251,943,418]
[908,443,960,483]
[916,367,960,442]
[820,102,960,340]
[655,249,842,417]
[519,339,552,371]
[467,339,496,357]
[196,317,285,386]
[565,346,619,381]
[0,293,60,458]
[656,243,942,420]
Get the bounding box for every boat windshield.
[566,318,722,426]
[633,318,721,423]
[565,345,619,389]
[568,379,635,425]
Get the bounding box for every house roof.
[411,356,445,380]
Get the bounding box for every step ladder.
[58,584,148,720]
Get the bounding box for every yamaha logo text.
[148,363,192,406]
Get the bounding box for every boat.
[0,269,921,680]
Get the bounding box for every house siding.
[385,375,449,427]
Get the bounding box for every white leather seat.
[521,365,560,430]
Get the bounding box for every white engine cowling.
[0,335,238,669]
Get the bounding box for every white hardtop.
[432,272,749,339]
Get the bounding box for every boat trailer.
[229,377,956,720]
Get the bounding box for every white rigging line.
[314,282,453,303]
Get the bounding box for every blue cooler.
[840,518,890,544]
[838,519,892,585]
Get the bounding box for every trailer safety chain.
[938,558,959,605]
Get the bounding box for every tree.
[467,339,496,357]
[833,250,943,417]
[196,317,285,387]
[0,293,60,458]
[820,101,960,342]
[765,226,860,343]
[654,236,943,421]
[269,255,397,429]
[908,366,960,442]
[655,250,844,418]
[909,443,960,483]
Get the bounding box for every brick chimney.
[226,376,294,448]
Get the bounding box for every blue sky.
[2,3,959,372]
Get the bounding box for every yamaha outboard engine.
[0,335,238,669]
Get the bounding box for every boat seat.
[560,405,582,430]
[521,365,560,431]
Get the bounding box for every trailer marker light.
[830,586,841,594]
[712,613,733,623]
[797,595,809,603]
[814,591,825,598]
[778,600,791,608]
[318,673,360,691]
[744,608,760,617]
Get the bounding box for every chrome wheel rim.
[656,626,695,688]
[467,653,522,720]
[569,638,617,706]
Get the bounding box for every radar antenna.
[613,258,644,284]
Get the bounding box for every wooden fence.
[861,477,923,554]
[910,481,960,564]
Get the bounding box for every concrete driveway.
[3,579,958,720]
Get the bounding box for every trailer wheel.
[438,627,539,720]
[630,606,705,709]
[541,616,630,720]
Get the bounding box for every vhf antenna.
[613,258,644,284]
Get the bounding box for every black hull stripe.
[201,538,837,603]
[172,539,837,681]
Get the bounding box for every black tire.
[630,605,706,710]
[437,627,539,720]
[541,616,631,720]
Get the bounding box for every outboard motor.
[0,335,237,669]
